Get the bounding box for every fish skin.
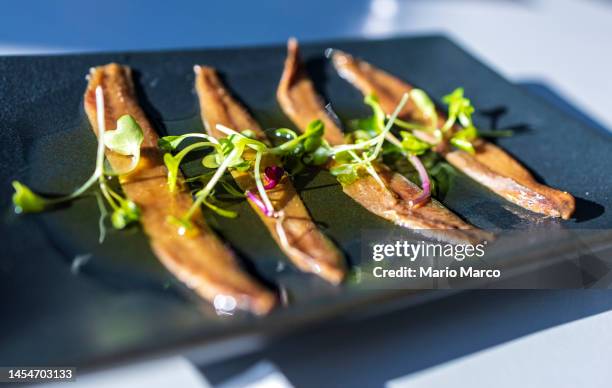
[277,39,491,244]
[277,39,346,147]
[194,65,346,285]
[330,50,575,220]
[84,63,276,315]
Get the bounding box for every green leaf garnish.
[104,115,144,156]
[271,123,319,155]
[450,125,478,154]
[273,128,298,141]
[266,119,331,172]
[163,141,218,192]
[11,181,46,213]
[202,154,220,169]
[164,153,181,192]
[303,135,321,152]
[305,119,324,137]
[233,160,252,171]
[158,136,182,151]
[327,93,410,189]
[12,106,141,236]
[99,181,140,230]
[336,173,359,185]
[450,137,475,154]
[442,87,475,131]
[329,163,356,176]
[111,206,137,229]
[409,89,438,129]
[400,131,430,155]
[364,94,386,133]
[351,129,375,143]
[349,116,378,136]
[303,146,329,166]
[330,164,359,185]
[10,88,146,241]
[456,125,478,140]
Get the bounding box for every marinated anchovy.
[277,39,489,244]
[84,64,276,315]
[195,65,346,284]
[330,50,575,219]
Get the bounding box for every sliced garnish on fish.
[330,50,575,220]
[194,65,346,284]
[277,39,490,244]
[85,63,276,315]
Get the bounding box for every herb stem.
[40,87,107,206]
[184,147,239,220]
[270,132,308,154]
[347,150,385,189]
[174,133,219,147]
[99,182,119,210]
[93,87,121,212]
[215,124,240,136]
[253,150,274,215]
[329,137,379,155]
[176,141,213,161]
[106,185,126,203]
[371,93,409,160]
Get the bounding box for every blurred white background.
[1,0,610,131]
[3,1,610,387]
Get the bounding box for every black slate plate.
[0,35,610,368]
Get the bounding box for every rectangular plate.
[0,35,610,368]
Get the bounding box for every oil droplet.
[214,294,237,315]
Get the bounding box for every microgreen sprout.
[11,87,144,241]
[103,115,144,174]
[386,87,482,154]
[157,122,322,267]
[268,120,330,174]
[156,118,337,272]
[161,124,270,226]
[399,131,431,155]
[442,87,474,131]
[328,93,410,190]
[163,139,219,192]
[341,86,503,205]
[449,124,478,154]
[409,89,439,129]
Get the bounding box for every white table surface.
[3,1,610,387]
